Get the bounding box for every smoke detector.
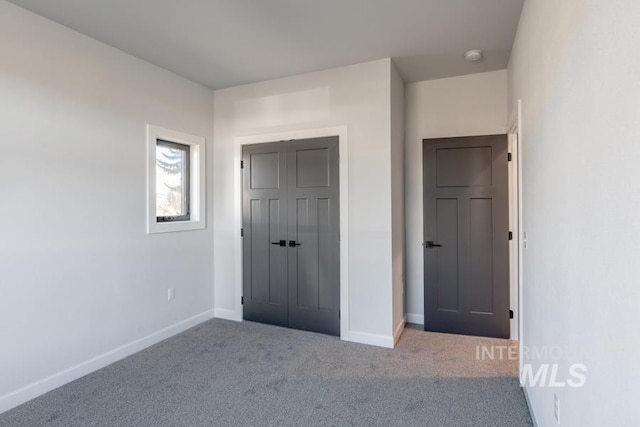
[464,49,483,62]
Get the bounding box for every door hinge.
[241,296,244,305]
[507,153,512,162]
[509,309,514,319]
[240,160,244,169]
[339,310,341,320]
[240,228,244,237]
[509,231,513,240]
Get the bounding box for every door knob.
[271,240,286,247]
[289,240,301,247]
[424,241,442,248]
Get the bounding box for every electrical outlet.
[554,393,560,424]
[167,288,175,301]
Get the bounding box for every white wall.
[0,1,215,413]
[509,1,640,425]
[213,59,399,346]
[390,62,406,340]
[404,71,508,324]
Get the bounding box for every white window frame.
[146,124,205,234]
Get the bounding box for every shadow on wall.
[234,87,331,129]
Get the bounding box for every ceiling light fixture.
[464,49,483,62]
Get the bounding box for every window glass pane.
[156,142,187,217]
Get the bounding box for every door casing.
[508,99,524,382]
[507,122,520,341]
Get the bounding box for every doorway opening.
[423,127,526,342]
[421,127,521,342]
[422,134,511,339]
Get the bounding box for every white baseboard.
[393,318,406,345]
[0,309,215,415]
[522,385,538,427]
[406,313,424,325]
[213,307,242,322]
[348,330,394,348]
[510,317,519,341]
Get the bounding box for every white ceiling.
[8,0,524,89]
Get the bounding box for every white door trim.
[508,100,525,380]
[508,125,520,341]
[234,126,350,341]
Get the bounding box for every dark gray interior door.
[242,142,288,327]
[287,137,340,336]
[423,135,510,338]
[242,137,340,336]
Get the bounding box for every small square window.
[147,125,205,234]
[156,140,190,222]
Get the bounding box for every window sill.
[147,218,205,234]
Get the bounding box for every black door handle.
[424,241,442,248]
[271,240,286,247]
[289,240,301,247]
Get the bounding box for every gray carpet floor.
[0,319,532,426]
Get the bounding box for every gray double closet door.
[242,137,340,336]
